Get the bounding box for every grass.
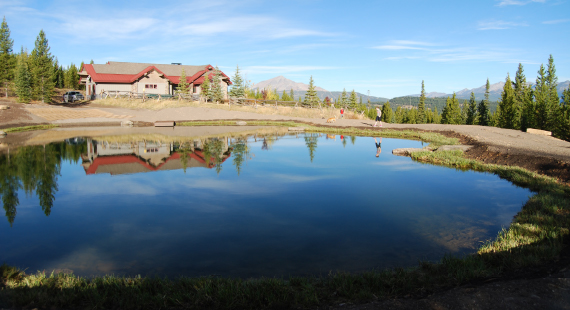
[3,124,58,133]
[1,130,569,310]
[92,97,368,120]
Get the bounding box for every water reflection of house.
[81,138,231,175]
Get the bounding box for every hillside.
[411,80,570,102]
[251,76,389,103]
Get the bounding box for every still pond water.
[0,132,532,278]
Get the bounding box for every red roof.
[82,64,232,85]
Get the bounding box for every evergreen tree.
[0,16,15,90]
[381,102,393,123]
[432,106,441,124]
[441,93,462,124]
[514,63,534,131]
[348,89,358,108]
[14,50,32,103]
[177,68,190,95]
[404,108,417,124]
[65,63,79,90]
[534,64,548,130]
[466,91,477,125]
[229,65,245,98]
[461,99,469,124]
[290,89,295,102]
[545,54,560,133]
[281,90,290,101]
[211,66,224,103]
[303,76,319,106]
[417,80,427,123]
[559,88,570,141]
[477,79,491,126]
[30,30,54,102]
[200,71,211,101]
[339,88,348,107]
[394,106,405,123]
[497,73,518,129]
[55,65,64,89]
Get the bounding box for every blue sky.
[1,0,568,98]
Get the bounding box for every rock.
[121,120,134,127]
[236,121,247,126]
[392,148,427,156]
[0,105,9,110]
[526,128,552,136]
[288,127,305,132]
[436,145,473,152]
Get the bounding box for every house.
[79,61,232,99]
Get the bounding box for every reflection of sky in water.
[0,135,532,278]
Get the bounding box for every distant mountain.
[251,76,328,92]
[410,80,570,102]
[251,76,388,103]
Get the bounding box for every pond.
[0,129,532,278]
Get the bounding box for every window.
[145,84,158,89]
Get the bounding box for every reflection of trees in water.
[202,138,227,175]
[230,138,249,175]
[304,133,318,162]
[0,141,85,226]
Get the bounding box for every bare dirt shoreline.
[1,99,570,310]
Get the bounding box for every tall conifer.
[177,68,189,95]
[497,73,518,129]
[229,65,245,98]
[381,102,393,123]
[477,79,491,126]
[211,66,224,103]
[417,80,426,123]
[30,30,54,102]
[534,64,548,130]
[441,93,462,124]
[14,50,32,103]
[0,16,15,90]
[466,92,477,125]
[200,71,211,101]
[348,89,358,108]
[545,55,560,132]
[303,76,319,106]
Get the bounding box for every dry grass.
[91,98,370,120]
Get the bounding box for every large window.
[145,84,157,89]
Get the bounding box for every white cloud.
[242,65,337,75]
[542,19,570,24]
[496,0,546,6]
[477,20,528,30]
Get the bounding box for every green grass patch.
[1,134,568,310]
[3,124,58,133]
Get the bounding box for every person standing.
[374,107,382,127]
[340,107,344,118]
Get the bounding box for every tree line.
[0,17,87,103]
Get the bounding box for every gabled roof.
[81,61,232,85]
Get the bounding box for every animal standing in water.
[326,115,337,123]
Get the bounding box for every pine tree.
[339,88,348,107]
[200,71,211,101]
[229,65,245,98]
[466,92,477,125]
[477,79,491,126]
[394,106,404,123]
[534,64,548,130]
[65,63,79,90]
[30,30,54,102]
[211,66,224,102]
[514,63,534,131]
[559,88,570,141]
[417,80,427,123]
[55,65,64,89]
[381,102,393,123]
[290,89,294,102]
[461,100,469,124]
[14,50,32,103]
[303,76,319,106]
[348,89,358,108]
[545,55,560,133]
[497,73,518,129]
[432,106,441,124]
[0,16,15,90]
[177,68,189,95]
[441,93,462,124]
